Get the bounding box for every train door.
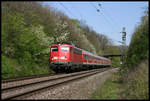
[70,47,73,62]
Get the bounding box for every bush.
[122,9,148,72]
[2,55,20,78]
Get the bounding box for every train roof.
[55,41,75,46]
[82,49,110,60]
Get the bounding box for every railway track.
[2,73,56,83]
[2,67,111,100]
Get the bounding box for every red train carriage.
[49,42,111,73]
[82,50,111,68]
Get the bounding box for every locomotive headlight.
[60,57,65,59]
[53,57,58,59]
[52,56,67,60]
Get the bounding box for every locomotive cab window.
[51,46,58,52]
[61,46,69,52]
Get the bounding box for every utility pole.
[121,27,126,65]
[122,27,126,46]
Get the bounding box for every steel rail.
[2,67,111,100]
[2,68,102,90]
[2,73,56,83]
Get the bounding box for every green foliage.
[71,19,79,27]
[111,57,121,67]
[122,10,149,72]
[92,60,149,99]
[104,45,121,67]
[118,9,149,99]
[2,54,51,79]
[2,2,54,78]
[2,55,19,78]
[1,23,8,53]
[2,2,116,79]
[121,60,149,99]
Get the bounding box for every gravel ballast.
[24,68,119,100]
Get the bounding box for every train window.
[70,47,72,52]
[88,55,91,60]
[51,46,58,52]
[61,46,69,52]
[84,55,92,60]
[84,54,88,60]
[73,48,82,55]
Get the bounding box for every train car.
[49,42,111,73]
[82,50,111,69]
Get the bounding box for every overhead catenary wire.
[52,2,103,32]
[90,2,123,45]
[86,3,105,31]
[69,3,83,20]
[90,3,111,29]
[51,2,122,45]
[59,2,122,45]
[90,3,100,12]
[59,2,78,19]
[90,2,119,34]
[101,11,119,33]
[97,3,121,31]
[99,5,128,45]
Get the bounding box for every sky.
[42,1,148,46]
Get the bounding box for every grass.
[121,60,149,99]
[91,72,123,99]
[91,60,149,99]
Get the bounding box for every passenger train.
[49,42,111,73]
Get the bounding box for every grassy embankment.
[92,60,148,99]
[92,9,149,99]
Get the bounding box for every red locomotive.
[49,42,111,73]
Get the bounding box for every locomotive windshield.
[51,46,58,52]
[61,46,69,52]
